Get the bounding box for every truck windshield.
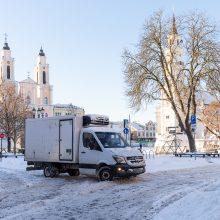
[95,132,128,148]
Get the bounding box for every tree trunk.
[185,130,196,152]
[7,137,11,153]
[13,136,17,155]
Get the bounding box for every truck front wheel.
[99,167,113,181]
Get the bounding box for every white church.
[155,16,216,153]
[0,37,84,118]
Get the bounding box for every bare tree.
[201,101,220,140]
[0,85,31,153]
[207,66,220,101]
[123,11,220,152]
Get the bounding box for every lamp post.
[33,107,46,118]
[32,107,36,118]
[37,108,41,118]
[41,107,45,118]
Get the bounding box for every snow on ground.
[1,154,220,219]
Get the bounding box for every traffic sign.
[123,127,129,134]
[0,133,5,139]
[191,115,196,125]
[123,119,129,128]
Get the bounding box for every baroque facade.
[0,39,53,117]
[0,38,84,118]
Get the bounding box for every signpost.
[191,115,196,127]
[123,127,129,135]
[191,115,196,159]
[123,126,129,142]
[0,133,4,159]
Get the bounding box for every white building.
[145,121,156,141]
[53,104,84,117]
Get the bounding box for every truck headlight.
[113,155,126,164]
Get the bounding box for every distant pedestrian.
[139,143,143,153]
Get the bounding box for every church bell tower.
[0,34,15,85]
[34,47,53,106]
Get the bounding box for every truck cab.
[79,125,145,181]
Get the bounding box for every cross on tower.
[4,33,8,43]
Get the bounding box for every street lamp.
[37,108,41,118]
[33,107,46,118]
[32,107,36,118]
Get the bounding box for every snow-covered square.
[1,155,220,220]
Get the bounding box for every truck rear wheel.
[99,167,113,181]
[44,165,59,178]
[44,166,51,177]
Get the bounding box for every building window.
[37,72,38,84]
[43,71,46,84]
[166,115,169,119]
[7,65,10,79]
[44,97,48,105]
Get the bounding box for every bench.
[174,153,220,158]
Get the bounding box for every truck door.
[59,119,73,161]
[79,132,102,176]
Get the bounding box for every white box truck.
[25,114,145,181]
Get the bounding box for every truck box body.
[25,114,145,180]
[25,116,82,163]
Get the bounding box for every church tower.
[156,15,183,136]
[0,35,16,90]
[34,47,53,106]
[165,15,183,66]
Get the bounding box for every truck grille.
[126,156,144,164]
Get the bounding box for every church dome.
[3,42,10,50]
[39,47,45,56]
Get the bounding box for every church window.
[7,65,10,79]
[166,115,169,119]
[44,97,48,105]
[43,71,46,84]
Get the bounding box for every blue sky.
[1,0,220,123]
